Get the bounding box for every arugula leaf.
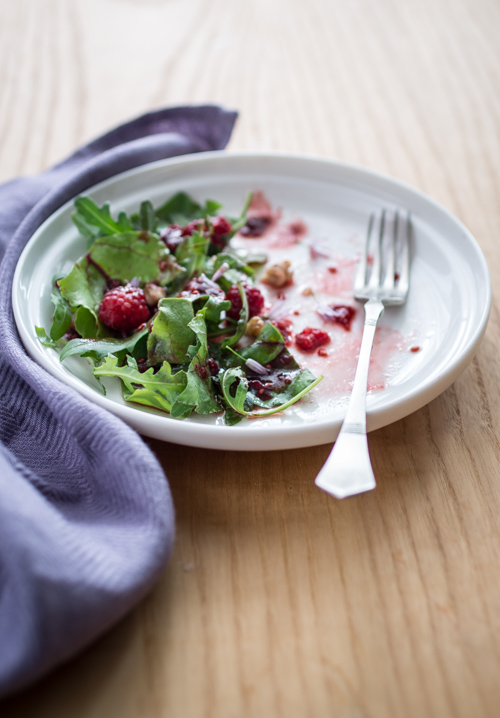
[60,326,148,363]
[58,256,107,317]
[49,278,72,340]
[221,366,323,418]
[36,326,59,349]
[221,368,249,414]
[155,192,223,226]
[228,191,253,233]
[155,192,204,226]
[130,200,158,233]
[203,199,222,217]
[73,213,99,247]
[116,211,133,232]
[88,231,168,284]
[148,298,196,365]
[94,355,187,413]
[249,369,319,409]
[140,201,157,231]
[72,196,131,240]
[125,386,184,414]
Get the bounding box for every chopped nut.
[302,287,313,296]
[144,282,167,307]
[262,260,293,288]
[245,316,265,337]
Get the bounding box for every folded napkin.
[0,105,237,698]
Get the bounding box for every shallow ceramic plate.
[12,152,491,450]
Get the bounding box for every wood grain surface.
[2,0,500,716]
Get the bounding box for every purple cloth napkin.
[0,105,237,698]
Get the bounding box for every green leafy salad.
[36,191,322,425]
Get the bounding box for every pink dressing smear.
[233,192,413,403]
[314,257,358,296]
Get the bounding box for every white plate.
[13,152,491,450]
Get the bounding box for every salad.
[36,191,323,425]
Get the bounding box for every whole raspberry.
[210,216,232,249]
[225,284,265,320]
[98,284,150,333]
[295,327,330,352]
[211,216,232,236]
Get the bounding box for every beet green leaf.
[88,231,168,284]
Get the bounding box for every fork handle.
[315,298,384,499]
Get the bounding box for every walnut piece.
[245,316,266,337]
[144,282,167,307]
[262,260,293,288]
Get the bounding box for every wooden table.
[2,0,500,715]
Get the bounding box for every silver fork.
[315,210,412,499]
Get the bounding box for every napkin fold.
[0,105,238,698]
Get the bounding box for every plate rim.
[12,150,492,450]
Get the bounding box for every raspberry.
[327,305,356,331]
[210,216,232,249]
[211,216,232,236]
[98,284,150,333]
[295,327,330,352]
[225,284,265,320]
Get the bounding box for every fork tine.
[368,210,385,291]
[354,209,411,303]
[382,211,397,292]
[396,212,411,295]
[354,213,373,294]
